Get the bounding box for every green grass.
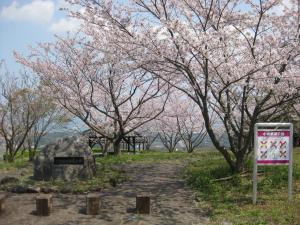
[92,147,102,153]
[96,150,203,165]
[0,149,38,170]
[184,149,300,224]
[0,158,29,170]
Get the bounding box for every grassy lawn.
[0,151,31,170]
[0,159,29,170]
[184,148,300,224]
[96,150,203,165]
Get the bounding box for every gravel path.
[0,162,209,225]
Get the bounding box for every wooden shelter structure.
[83,130,148,154]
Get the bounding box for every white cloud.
[0,0,55,24]
[49,17,81,33]
[56,0,71,10]
[270,0,295,15]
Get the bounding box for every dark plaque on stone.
[34,137,96,181]
[54,157,84,165]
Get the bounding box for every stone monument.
[34,136,96,181]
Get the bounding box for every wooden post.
[36,194,53,216]
[86,193,101,215]
[136,193,150,214]
[0,194,6,213]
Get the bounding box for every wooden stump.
[136,193,150,214]
[36,194,53,216]
[86,193,101,215]
[0,194,6,213]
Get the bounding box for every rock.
[33,136,96,181]
[10,185,28,193]
[40,187,59,193]
[60,187,73,194]
[26,186,41,193]
[90,187,101,192]
[40,187,51,194]
[10,185,40,193]
[20,171,26,176]
[0,176,19,185]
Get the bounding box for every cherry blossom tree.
[44,0,300,172]
[0,67,70,162]
[0,71,41,162]
[176,100,207,153]
[16,36,170,155]
[156,114,182,152]
[136,120,159,151]
[151,91,207,152]
[24,92,71,161]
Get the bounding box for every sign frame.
[253,123,293,204]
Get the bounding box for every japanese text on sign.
[256,130,290,165]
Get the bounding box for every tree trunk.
[234,152,247,173]
[6,154,14,163]
[103,141,110,156]
[5,146,15,162]
[168,145,176,153]
[28,147,36,161]
[113,139,122,155]
[29,151,35,161]
[187,141,194,153]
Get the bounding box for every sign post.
[253,123,293,204]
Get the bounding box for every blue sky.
[0,0,294,73]
[0,0,79,72]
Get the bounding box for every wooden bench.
[136,193,150,214]
[86,193,101,215]
[36,194,53,216]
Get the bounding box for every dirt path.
[0,162,209,225]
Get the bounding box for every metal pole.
[253,124,258,204]
[288,124,293,201]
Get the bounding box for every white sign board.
[256,130,290,165]
[253,123,293,204]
